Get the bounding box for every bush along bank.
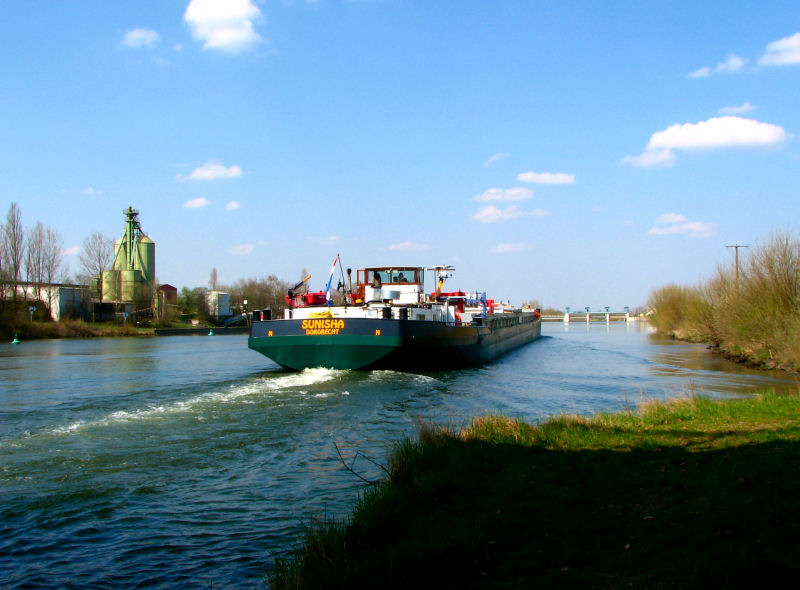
[269,392,800,589]
[647,232,800,372]
[0,319,154,341]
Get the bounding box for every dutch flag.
[325,255,339,305]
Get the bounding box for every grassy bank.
[270,392,800,589]
[1,319,156,340]
[648,233,800,372]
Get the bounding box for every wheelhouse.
[355,266,424,305]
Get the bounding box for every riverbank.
[647,233,800,373]
[1,319,158,340]
[0,319,253,341]
[270,392,800,589]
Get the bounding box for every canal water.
[1,323,797,588]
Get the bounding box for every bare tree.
[3,203,25,303]
[0,218,5,305]
[25,221,46,304]
[42,226,65,311]
[79,231,113,293]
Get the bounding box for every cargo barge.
[247,264,541,372]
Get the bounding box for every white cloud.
[225,201,241,210]
[621,149,676,168]
[687,66,711,79]
[649,214,716,238]
[472,205,547,223]
[473,187,533,202]
[517,171,575,184]
[123,28,160,48]
[82,186,103,195]
[184,197,212,208]
[177,160,243,181]
[647,116,787,151]
[62,246,80,256]
[229,243,254,255]
[655,213,688,224]
[717,54,748,73]
[483,153,510,167]
[490,242,529,254]
[473,205,523,223]
[184,0,263,53]
[624,116,788,167]
[389,241,429,251]
[718,102,757,115]
[758,32,800,66]
[688,53,748,78]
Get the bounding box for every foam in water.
[43,367,346,437]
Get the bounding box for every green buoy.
[208,329,214,336]
[12,334,20,344]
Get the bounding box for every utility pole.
[726,243,749,281]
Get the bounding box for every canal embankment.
[269,391,800,589]
[647,232,800,373]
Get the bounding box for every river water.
[1,322,797,588]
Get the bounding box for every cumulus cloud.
[688,54,748,78]
[483,153,510,167]
[621,149,676,168]
[472,205,546,223]
[647,116,787,151]
[718,102,757,115]
[517,171,575,184]
[123,28,160,48]
[62,246,80,256]
[229,243,254,255]
[758,32,800,66]
[177,160,243,181]
[649,213,716,238]
[225,201,241,210]
[184,197,211,208]
[490,242,529,254]
[473,187,533,202]
[82,186,103,195]
[623,116,788,167]
[184,0,263,53]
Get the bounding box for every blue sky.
[2,1,798,309]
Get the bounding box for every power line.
[726,243,749,281]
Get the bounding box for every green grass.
[269,392,800,589]
[1,319,154,340]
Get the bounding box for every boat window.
[390,269,416,284]
[370,270,386,286]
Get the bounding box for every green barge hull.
[248,314,541,371]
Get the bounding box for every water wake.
[30,368,347,440]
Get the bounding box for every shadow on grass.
[271,436,800,589]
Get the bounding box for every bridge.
[541,307,639,324]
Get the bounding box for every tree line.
[1,202,300,324]
[1,203,68,316]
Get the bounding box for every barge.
[247,263,541,372]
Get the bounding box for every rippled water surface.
[1,323,797,588]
